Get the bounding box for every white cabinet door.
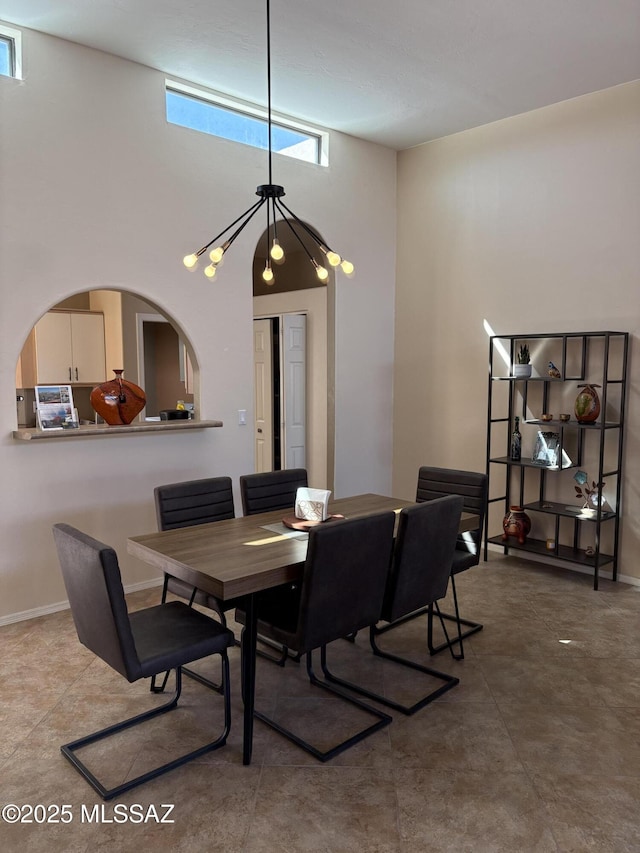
[34,311,106,384]
[71,313,106,383]
[35,312,74,384]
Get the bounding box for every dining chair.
[52,523,233,801]
[239,468,308,516]
[235,511,396,762]
[152,476,241,692]
[239,468,308,665]
[321,496,463,715]
[416,466,488,659]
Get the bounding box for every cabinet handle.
[75,367,79,381]
[69,367,72,381]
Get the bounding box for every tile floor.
[1,553,639,852]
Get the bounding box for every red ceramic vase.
[502,506,531,545]
[90,370,146,425]
[574,383,601,424]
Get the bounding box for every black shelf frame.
[485,331,629,590]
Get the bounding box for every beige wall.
[393,81,640,581]
[0,26,396,622]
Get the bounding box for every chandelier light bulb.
[262,265,275,284]
[204,264,217,278]
[340,259,354,276]
[316,265,329,282]
[270,239,284,262]
[326,251,341,267]
[209,246,225,264]
[183,253,199,269]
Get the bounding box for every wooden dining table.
[127,493,479,765]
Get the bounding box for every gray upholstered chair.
[52,523,233,800]
[416,466,488,659]
[239,468,308,516]
[235,511,396,762]
[152,476,241,692]
[322,496,463,714]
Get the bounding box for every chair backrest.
[416,466,488,559]
[154,476,235,531]
[293,511,396,653]
[52,524,141,682]
[381,495,463,623]
[239,469,308,516]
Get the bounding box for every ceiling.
[2,0,639,150]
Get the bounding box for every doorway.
[136,313,193,418]
[253,314,306,473]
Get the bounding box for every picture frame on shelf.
[35,385,79,430]
[531,430,573,469]
[532,431,559,467]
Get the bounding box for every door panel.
[283,314,306,469]
[253,319,273,472]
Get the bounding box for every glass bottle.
[511,416,522,461]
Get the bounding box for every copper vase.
[502,506,531,545]
[90,370,146,425]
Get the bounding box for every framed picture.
[35,385,78,430]
[532,431,560,467]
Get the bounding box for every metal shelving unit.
[485,331,629,590]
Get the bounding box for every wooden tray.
[282,514,345,531]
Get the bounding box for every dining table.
[127,492,479,765]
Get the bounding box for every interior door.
[282,314,306,469]
[253,318,274,472]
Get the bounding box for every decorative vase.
[574,383,601,424]
[502,506,531,545]
[90,370,146,425]
[513,364,532,379]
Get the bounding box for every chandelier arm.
[274,200,318,264]
[224,198,268,249]
[276,198,331,251]
[198,197,265,254]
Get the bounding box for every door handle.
[75,367,79,381]
[257,428,263,433]
[69,367,72,381]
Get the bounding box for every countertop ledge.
[12,420,223,440]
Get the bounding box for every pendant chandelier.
[182,0,353,285]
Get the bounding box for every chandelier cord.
[266,0,273,187]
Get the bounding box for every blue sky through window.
[166,89,319,163]
[0,39,11,76]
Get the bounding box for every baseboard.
[486,542,640,588]
[0,578,163,627]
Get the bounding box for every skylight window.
[166,81,325,166]
[0,25,22,79]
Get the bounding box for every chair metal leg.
[427,574,482,659]
[62,660,231,800]
[319,631,459,715]
[253,648,392,762]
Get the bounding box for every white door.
[253,319,273,472]
[282,314,306,469]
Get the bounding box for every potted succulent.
[513,344,532,379]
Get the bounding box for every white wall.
[394,81,640,580]
[0,27,396,621]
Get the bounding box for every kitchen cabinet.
[24,310,107,385]
[485,331,628,590]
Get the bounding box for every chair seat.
[451,548,479,575]
[235,583,301,648]
[131,602,235,679]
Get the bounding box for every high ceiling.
[2,0,639,150]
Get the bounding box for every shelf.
[524,500,617,522]
[490,456,576,470]
[525,419,621,430]
[488,535,614,567]
[486,330,629,590]
[12,420,223,441]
